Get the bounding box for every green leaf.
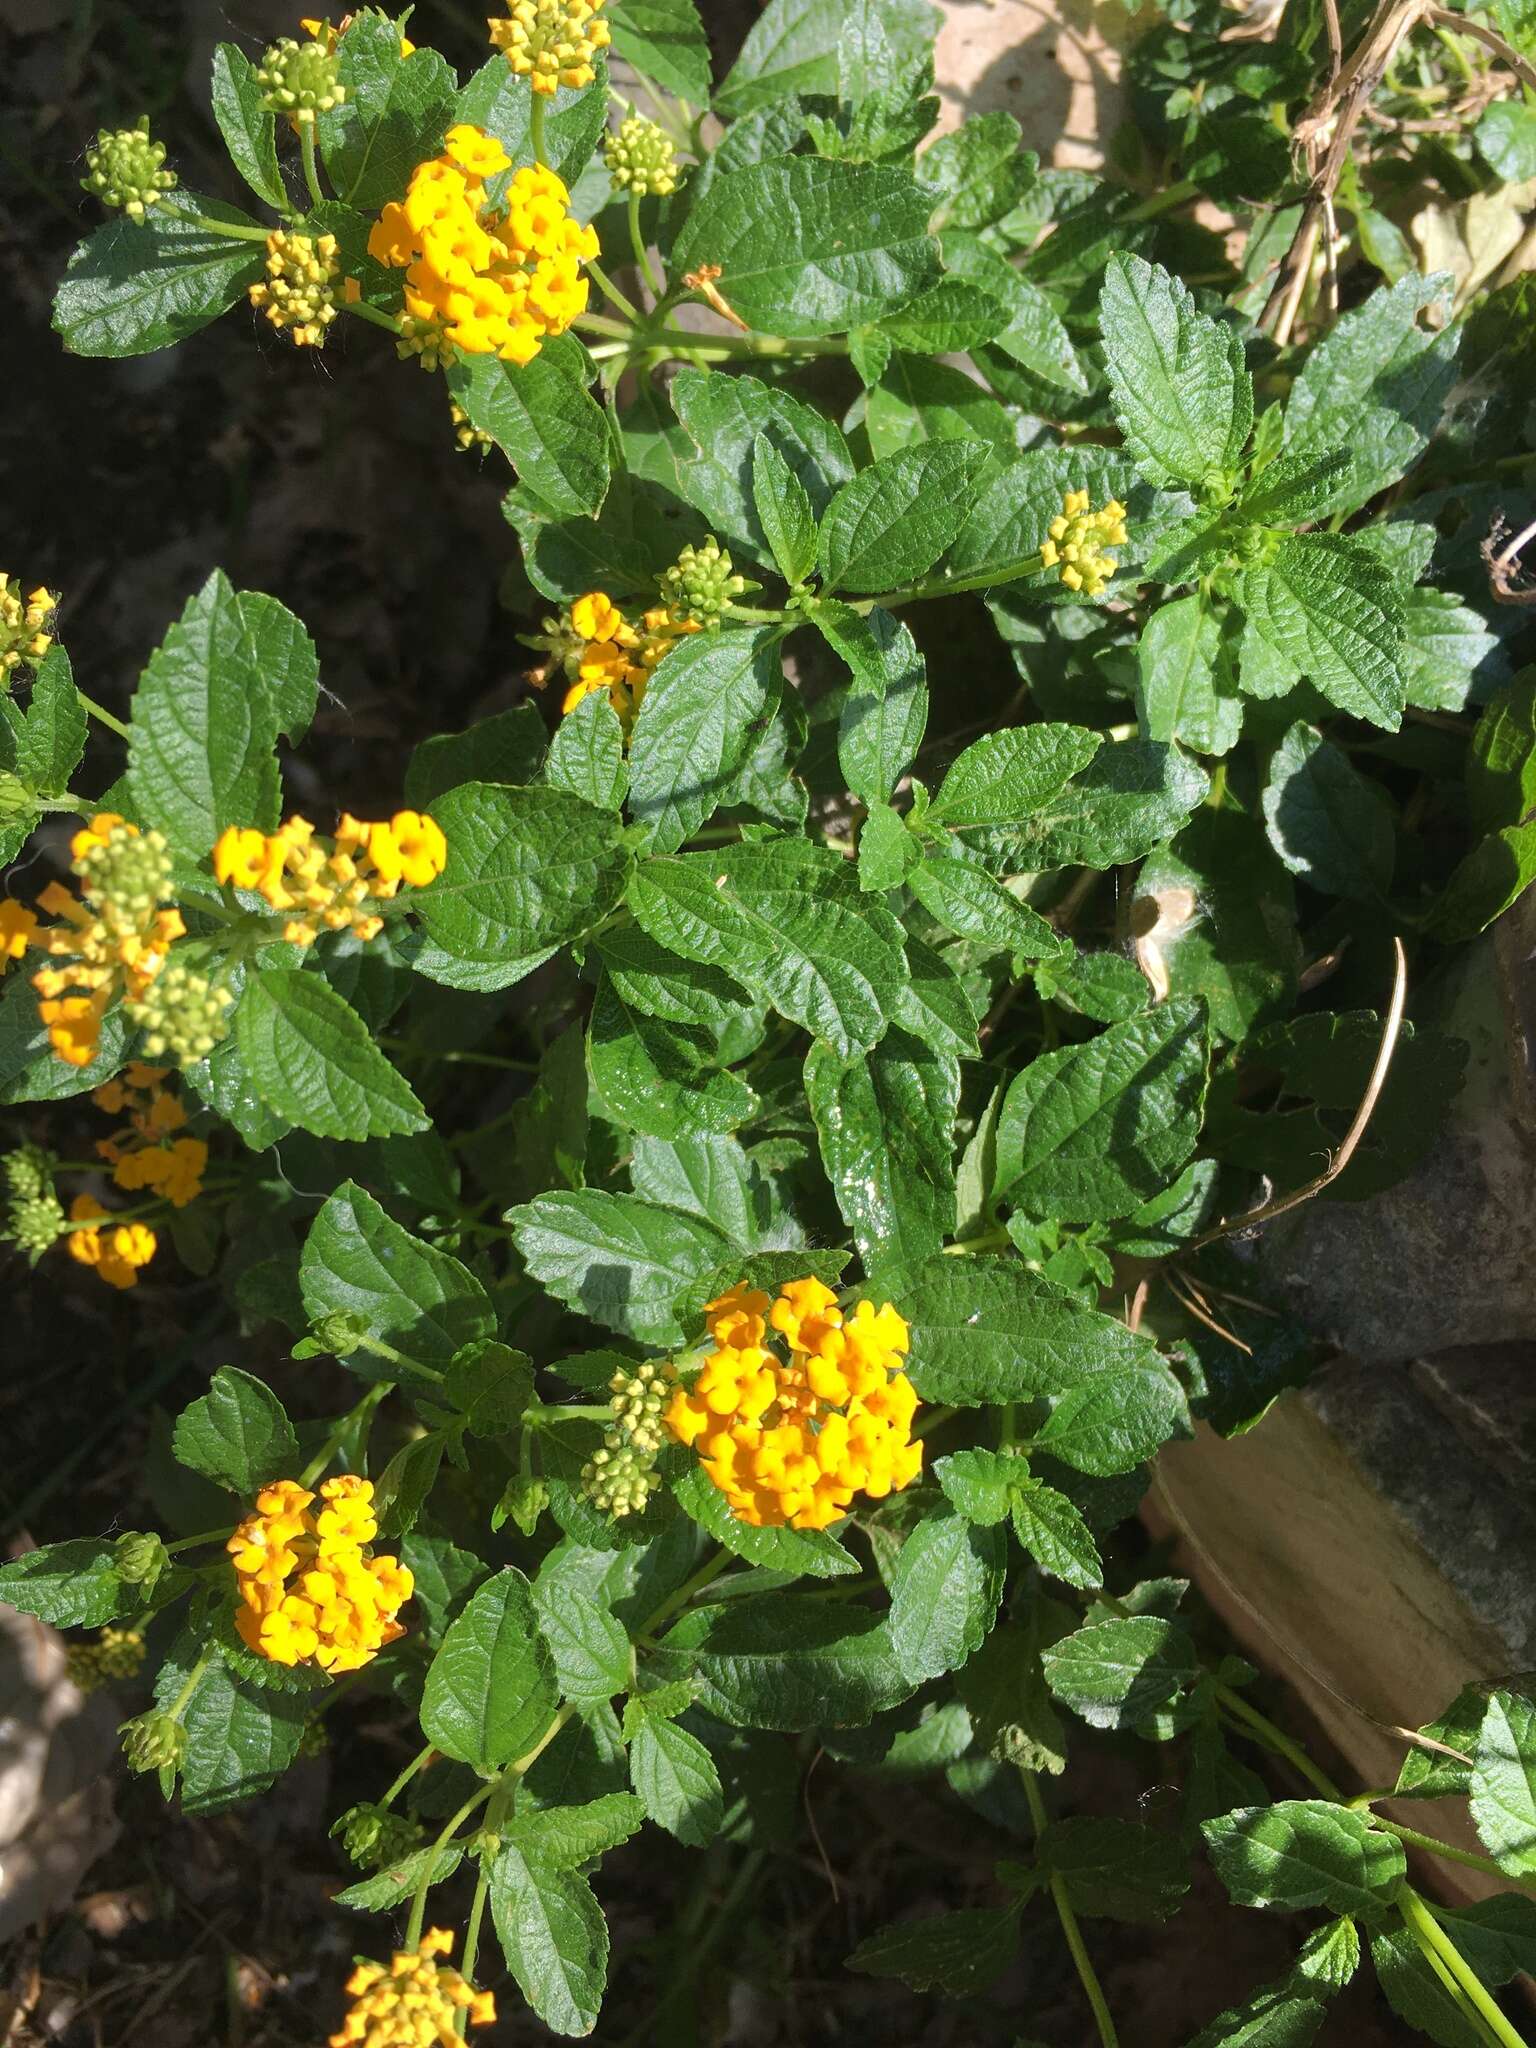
[930,724,1102,828]
[806,1026,958,1295]
[917,112,1036,231]
[654,1596,913,1729]
[1136,593,1242,757]
[531,1572,632,1706]
[934,1447,1017,1525]
[592,929,752,1034]
[887,1507,1006,1683]
[629,1714,725,1846]
[1030,1363,1189,1476]
[672,1462,859,1575]
[863,353,1017,463]
[875,280,1010,358]
[0,1542,132,1627]
[670,156,938,338]
[335,1844,465,1911]
[945,444,1138,589]
[752,434,818,586]
[300,1181,495,1382]
[588,977,759,1139]
[1100,253,1252,488]
[445,342,610,520]
[15,646,87,794]
[608,0,712,99]
[505,1791,646,1867]
[818,601,928,808]
[317,16,457,210]
[1238,448,1353,529]
[127,570,282,854]
[210,45,287,211]
[172,1366,298,1494]
[173,1654,307,1814]
[405,704,547,809]
[1038,1817,1190,1920]
[53,203,266,359]
[1261,721,1394,900]
[0,976,130,1106]
[1202,1800,1405,1919]
[235,590,319,744]
[1010,1479,1103,1588]
[1436,1895,1536,1987]
[237,967,428,1141]
[1239,534,1405,730]
[1012,739,1209,871]
[490,1844,609,2038]
[421,1568,559,1771]
[1394,1684,1486,1801]
[1478,99,1536,180]
[1139,804,1300,1040]
[858,800,921,892]
[1370,1924,1486,2048]
[669,367,852,568]
[414,781,626,990]
[627,839,910,1060]
[629,1132,774,1249]
[1042,1615,1198,1729]
[1185,1987,1328,2046]
[893,934,980,1057]
[506,1189,733,1345]
[1470,1689,1536,1876]
[545,689,628,812]
[627,627,782,852]
[995,999,1207,1222]
[908,845,1065,960]
[445,1340,534,1436]
[717,0,939,115]
[846,1908,1019,1996]
[818,440,993,594]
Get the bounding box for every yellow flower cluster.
[228,1476,412,1674]
[528,589,697,725]
[67,1193,157,1289]
[212,809,445,947]
[666,1278,923,1530]
[65,1625,146,1691]
[488,0,610,94]
[0,575,56,676]
[1039,489,1129,597]
[331,1930,494,2048]
[250,229,341,347]
[368,125,597,368]
[27,814,184,1068]
[94,1063,208,1207]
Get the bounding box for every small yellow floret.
[488,0,611,95]
[1038,490,1128,598]
[330,1928,494,2046]
[229,1475,412,1676]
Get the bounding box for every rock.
[933,0,1130,166]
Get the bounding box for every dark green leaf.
[1042,1615,1198,1729]
[421,1568,560,1771]
[445,342,610,520]
[317,18,457,210]
[53,203,265,359]
[627,627,782,852]
[210,45,287,211]
[0,1542,132,1627]
[237,967,428,1141]
[1261,721,1394,900]
[608,0,712,100]
[818,440,993,594]
[405,704,547,809]
[1039,1817,1190,1920]
[653,1596,913,1729]
[490,1844,609,2038]
[15,646,87,795]
[887,1507,1006,1683]
[846,1908,1018,1996]
[1100,253,1252,488]
[172,1366,298,1494]
[506,1189,733,1345]
[1238,534,1405,730]
[1012,739,1209,871]
[1010,1478,1104,1587]
[752,433,818,586]
[819,601,929,808]
[629,1714,725,1846]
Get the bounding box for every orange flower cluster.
[26,814,183,1068]
[666,1279,923,1530]
[94,1063,207,1207]
[331,1930,494,2048]
[528,588,697,725]
[212,809,445,947]
[227,1477,412,1674]
[368,125,597,368]
[66,1193,157,1289]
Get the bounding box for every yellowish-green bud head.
[608,1359,674,1455]
[77,821,173,920]
[249,230,342,348]
[603,114,680,198]
[449,401,494,454]
[3,1143,56,1204]
[120,1708,186,1775]
[66,1626,146,1691]
[81,118,177,221]
[5,1191,66,1261]
[580,1435,660,1517]
[1038,490,1129,599]
[659,536,751,628]
[114,1529,169,1588]
[125,962,233,1065]
[0,576,57,677]
[256,36,346,122]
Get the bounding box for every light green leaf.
[653,1596,913,1729]
[917,112,1036,231]
[931,723,1102,827]
[752,433,818,586]
[670,156,938,338]
[629,1713,724,1846]
[414,781,626,989]
[627,839,910,1059]
[627,626,782,852]
[1261,721,1394,900]
[210,45,287,211]
[317,16,457,210]
[892,933,980,1057]
[300,1181,495,1382]
[53,203,266,359]
[1100,253,1252,488]
[1470,1690,1536,1876]
[1239,534,1405,730]
[446,341,610,520]
[716,0,938,115]
[818,440,993,594]
[0,1542,133,1627]
[858,800,921,892]
[908,845,1066,960]
[945,444,1138,589]
[1202,1800,1406,1919]
[592,928,752,1033]
[995,999,1208,1222]
[1042,1616,1198,1729]
[629,1132,774,1248]
[506,1189,733,1345]
[490,1844,609,2038]
[1136,594,1242,757]
[15,645,87,794]
[172,1366,298,1494]
[531,1571,632,1706]
[1478,100,1536,180]
[1030,1364,1190,1476]
[934,1447,1018,1525]
[819,601,929,808]
[863,353,1017,462]
[1238,448,1353,528]
[505,1790,646,1868]
[237,967,428,1141]
[607,0,712,100]
[888,1507,1006,1683]
[587,976,759,1139]
[545,689,628,811]
[234,590,319,744]
[1010,739,1210,871]
[806,1026,958,1294]
[335,1844,465,1911]
[875,280,1010,357]
[405,704,547,809]
[421,1569,559,1771]
[1010,1479,1103,1587]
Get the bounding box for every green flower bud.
[603,114,681,199]
[331,1803,422,1867]
[608,1359,673,1455]
[310,1310,369,1357]
[658,537,753,629]
[298,1717,330,1758]
[250,230,342,349]
[114,1529,169,1589]
[120,1709,186,1775]
[124,962,233,1065]
[81,118,177,222]
[449,402,493,455]
[257,37,346,123]
[580,1435,660,1518]
[3,1144,56,1203]
[495,1472,549,1536]
[76,820,173,920]
[67,1626,145,1691]
[5,1191,65,1260]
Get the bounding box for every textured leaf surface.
[491,1845,609,2038]
[300,1182,494,1381]
[446,342,610,520]
[654,1597,913,1729]
[237,969,428,1141]
[421,1569,559,1771]
[629,1714,725,1846]
[1261,721,1394,900]
[627,627,782,852]
[888,1509,1006,1683]
[1239,534,1405,730]
[507,1190,733,1345]
[53,204,265,358]
[819,441,992,594]
[820,602,929,807]
[1100,253,1252,487]
[172,1366,297,1494]
[1202,1801,1405,1918]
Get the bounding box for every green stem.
[1214,1684,1345,1801]
[339,295,406,337]
[530,92,548,168]
[162,202,273,243]
[645,325,846,359]
[639,1548,731,1635]
[300,122,325,209]
[74,690,132,740]
[165,1645,214,1722]
[1373,1815,1536,1893]
[627,191,663,297]
[164,1527,231,1554]
[380,1743,437,1811]
[942,1226,1012,1256]
[864,548,1048,611]
[406,1781,496,1949]
[1122,177,1198,222]
[457,1863,492,2034]
[587,257,644,324]
[376,1035,538,1072]
[1399,1885,1529,2048]
[298,1381,392,1487]
[1021,1770,1119,2048]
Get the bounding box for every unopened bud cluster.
[659,536,751,628]
[81,119,177,221]
[120,1708,186,1775]
[608,1360,672,1454]
[449,402,494,454]
[74,822,173,922]
[66,1626,145,1691]
[603,115,680,198]
[580,1438,660,1517]
[126,961,234,1064]
[0,575,57,678]
[257,36,346,122]
[2,1145,65,1262]
[115,1529,170,1589]
[333,1802,424,1868]
[250,230,341,348]
[488,0,611,95]
[581,1358,676,1516]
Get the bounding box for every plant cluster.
[5,0,1536,2040]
